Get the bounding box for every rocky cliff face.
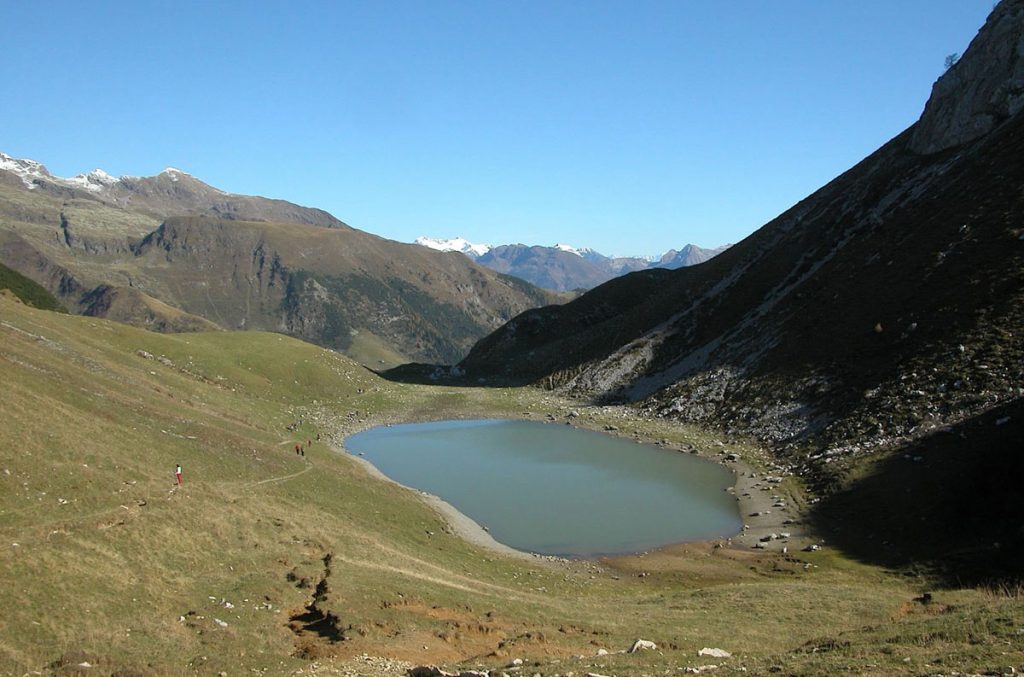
[910,0,1024,154]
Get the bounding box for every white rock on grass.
[629,639,658,652]
[698,647,732,658]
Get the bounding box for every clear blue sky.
[0,1,995,256]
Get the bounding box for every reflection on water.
[344,419,741,557]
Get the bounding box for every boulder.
[698,647,732,658]
[408,667,452,677]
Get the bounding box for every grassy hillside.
[1,298,1020,676]
[0,261,66,312]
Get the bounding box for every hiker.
[175,464,183,486]
[300,447,305,457]
[295,443,301,455]
[307,439,312,448]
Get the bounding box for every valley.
[2,298,1020,676]
[1,2,1022,675]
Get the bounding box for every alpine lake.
[344,419,742,558]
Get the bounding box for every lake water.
[344,419,742,557]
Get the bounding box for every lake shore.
[341,445,541,561]
[330,406,813,564]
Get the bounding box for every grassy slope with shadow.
[811,398,1024,586]
[0,261,66,312]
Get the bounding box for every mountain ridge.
[0,155,559,365]
[415,235,730,291]
[0,152,351,229]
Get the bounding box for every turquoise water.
[344,419,741,557]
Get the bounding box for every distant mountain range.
[415,236,729,291]
[0,154,558,366]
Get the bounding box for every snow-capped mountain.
[0,152,195,193]
[0,151,349,229]
[0,152,53,189]
[552,243,583,257]
[414,236,492,258]
[415,235,729,291]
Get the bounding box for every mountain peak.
[414,236,492,258]
[553,243,584,257]
[65,168,119,193]
[160,167,190,182]
[0,151,52,189]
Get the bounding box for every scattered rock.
[803,544,821,552]
[698,647,732,658]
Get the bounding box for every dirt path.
[251,458,313,487]
[0,453,313,543]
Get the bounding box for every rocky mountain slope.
[417,236,729,291]
[0,160,558,364]
[459,0,1024,486]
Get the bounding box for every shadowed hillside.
[0,260,66,312]
[811,398,1024,585]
